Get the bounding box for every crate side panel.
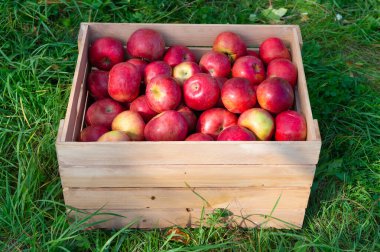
[86,23,301,47]
[60,164,316,188]
[69,208,305,229]
[61,24,90,142]
[57,141,321,166]
[290,29,316,141]
[63,187,310,210]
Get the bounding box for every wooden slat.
[290,28,317,141]
[59,164,315,188]
[69,208,305,229]
[63,187,311,210]
[61,24,90,142]
[86,23,302,47]
[57,140,321,166]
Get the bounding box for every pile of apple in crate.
[80,28,306,142]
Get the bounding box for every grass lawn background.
[0,0,379,251]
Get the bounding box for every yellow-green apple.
[177,104,197,133]
[144,110,188,141]
[79,125,109,142]
[183,73,220,111]
[247,50,260,58]
[238,108,274,141]
[126,28,165,61]
[199,51,231,78]
[185,133,214,141]
[221,77,256,113]
[87,70,110,100]
[127,58,148,79]
[130,95,158,122]
[275,110,307,141]
[144,61,172,85]
[98,130,131,142]
[232,56,266,86]
[267,58,298,88]
[108,62,141,102]
[173,61,201,85]
[85,98,124,128]
[146,75,182,113]
[256,77,294,114]
[217,125,256,141]
[259,37,291,64]
[89,37,124,70]
[196,108,237,139]
[214,77,227,107]
[213,31,247,62]
[163,45,196,67]
[111,111,145,141]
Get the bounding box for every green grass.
[0,0,379,251]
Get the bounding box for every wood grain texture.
[68,208,305,229]
[85,23,302,47]
[290,28,316,141]
[63,187,311,210]
[59,164,316,188]
[57,140,321,166]
[61,24,89,142]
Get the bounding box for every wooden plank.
[68,208,305,229]
[59,164,315,188]
[57,140,321,166]
[86,23,301,47]
[290,28,316,141]
[60,24,90,142]
[314,120,321,141]
[63,187,310,210]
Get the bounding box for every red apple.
[196,108,238,139]
[217,125,256,141]
[108,62,141,102]
[111,111,145,141]
[144,61,172,85]
[232,56,266,86]
[247,50,259,58]
[183,73,220,111]
[238,108,274,141]
[130,95,158,122]
[87,70,110,100]
[267,58,298,88]
[221,77,256,113]
[144,110,188,141]
[79,125,109,142]
[256,77,294,114]
[146,75,182,113]
[98,131,131,142]
[89,37,124,70]
[214,77,227,107]
[213,31,247,62]
[127,58,148,79]
[185,133,214,141]
[177,104,197,133]
[163,45,196,67]
[173,61,201,85]
[259,37,291,64]
[85,98,124,128]
[199,51,231,78]
[275,110,307,141]
[126,28,165,61]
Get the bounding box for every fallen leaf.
[261,7,288,23]
[165,227,190,244]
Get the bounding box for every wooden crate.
[56,23,321,229]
